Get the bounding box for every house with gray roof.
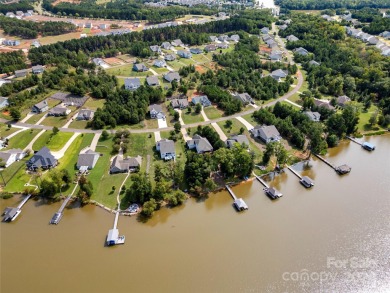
[32,65,44,74]
[164,54,176,61]
[314,99,335,111]
[294,47,309,56]
[309,60,320,66]
[270,52,282,61]
[260,27,270,34]
[380,31,390,39]
[229,34,240,42]
[190,48,203,54]
[204,44,217,52]
[304,111,321,122]
[226,135,249,149]
[233,92,253,105]
[209,36,217,42]
[161,42,172,50]
[171,39,183,47]
[15,69,28,78]
[110,154,142,173]
[133,63,148,72]
[270,69,288,81]
[217,43,229,49]
[164,71,180,83]
[187,134,213,154]
[262,34,273,42]
[286,35,299,42]
[0,149,25,167]
[154,59,166,67]
[150,45,161,53]
[48,106,71,116]
[177,50,192,59]
[337,95,351,107]
[156,139,175,160]
[77,109,94,120]
[27,147,57,170]
[279,24,288,30]
[218,35,229,42]
[32,100,49,113]
[149,104,164,119]
[266,39,278,48]
[251,125,281,144]
[125,78,141,91]
[146,76,160,87]
[171,98,189,109]
[191,95,211,107]
[77,148,100,170]
[0,97,9,109]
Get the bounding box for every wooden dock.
[287,166,302,179]
[2,194,32,222]
[225,185,248,211]
[346,136,362,146]
[314,154,351,175]
[106,211,125,246]
[253,173,269,188]
[50,195,72,225]
[253,173,283,199]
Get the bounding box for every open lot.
[83,98,105,110]
[181,110,204,124]
[203,106,224,120]
[0,124,20,138]
[32,131,73,151]
[5,129,41,150]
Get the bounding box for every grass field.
[178,58,196,66]
[40,115,69,128]
[242,113,258,126]
[181,110,204,124]
[357,104,386,133]
[83,98,105,110]
[25,112,46,124]
[166,60,183,71]
[203,106,223,120]
[68,119,88,129]
[191,54,210,64]
[5,129,41,150]
[32,131,73,151]
[2,157,32,192]
[144,118,158,129]
[160,131,187,164]
[39,32,82,46]
[106,64,150,77]
[127,133,156,173]
[153,67,170,74]
[0,125,19,138]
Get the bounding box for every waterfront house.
[0,149,25,168]
[304,111,321,122]
[294,47,309,56]
[187,134,213,154]
[270,69,288,81]
[27,147,57,170]
[337,95,351,107]
[226,135,249,149]
[171,39,183,47]
[124,78,141,91]
[32,100,49,113]
[77,148,100,170]
[170,98,189,109]
[48,106,71,116]
[32,65,44,74]
[177,50,192,59]
[161,42,172,50]
[286,35,299,42]
[15,69,28,78]
[164,54,176,61]
[232,92,253,105]
[149,104,164,119]
[163,71,180,83]
[77,109,94,120]
[133,63,148,72]
[154,59,166,67]
[0,97,9,109]
[146,76,160,87]
[251,125,281,144]
[110,154,142,173]
[156,139,175,160]
[190,48,203,54]
[191,95,211,107]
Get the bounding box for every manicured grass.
[191,54,209,64]
[32,131,73,151]
[68,119,88,129]
[25,112,46,124]
[160,131,187,164]
[83,98,106,110]
[127,133,156,173]
[166,60,183,71]
[181,110,204,124]
[2,157,32,192]
[106,64,150,77]
[242,113,258,126]
[40,115,69,128]
[144,118,158,129]
[5,129,40,150]
[203,106,223,120]
[217,119,245,137]
[178,58,196,66]
[357,104,386,133]
[153,67,170,74]
[0,124,19,138]
[39,32,82,45]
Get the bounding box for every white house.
[0,149,25,167]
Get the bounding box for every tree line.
[275,0,390,10]
[0,51,27,74]
[0,16,77,39]
[0,0,33,14]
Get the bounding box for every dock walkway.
[225,185,248,211]
[253,173,269,188]
[50,184,78,225]
[287,166,302,179]
[2,194,32,222]
[314,154,351,175]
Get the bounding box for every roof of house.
[309,60,320,66]
[77,109,94,119]
[234,92,252,104]
[314,99,335,110]
[204,44,216,51]
[77,148,99,168]
[172,39,183,45]
[187,134,213,153]
[150,45,160,52]
[252,125,280,140]
[337,95,351,105]
[146,76,160,86]
[304,111,321,121]
[133,63,147,71]
[286,35,299,42]
[49,106,69,115]
[33,100,48,110]
[32,65,44,71]
[111,154,141,172]
[15,69,28,75]
[226,135,249,148]
[125,77,141,88]
[164,54,176,60]
[294,47,309,55]
[230,34,240,41]
[157,139,175,154]
[171,98,189,108]
[190,48,203,54]
[149,104,163,113]
[27,147,56,168]
[164,71,180,82]
[270,53,282,60]
[0,97,9,105]
[271,69,288,78]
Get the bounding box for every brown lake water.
[1,135,390,293]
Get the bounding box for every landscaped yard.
[203,106,224,120]
[68,119,88,129]
[242,113,258,127]
[32,131,73,151]
[144,118,158,129]
[0,124,20,138]
[106,64,150,77]
[357,104,386,133]
[181,110,204,124]
[2,157,32,192]
[25,112,46,124]
[191,54,210,64]
[83,98,106,110]
[5,129,41,150]
[160,131,187,164]
[127,133,156,173]
[217,119,246,137]
[166,60,183,71]
[153,67,170,74]
[40,115,69,128]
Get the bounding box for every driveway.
[200,107,209,121]
[51,132,80,159]
[35,114,47,125]
[20,112,34,123]
[236,117,254,131]
[5,127,27,139]
[154,131,161,143]
[166,65,175,71]
[62,112,79,128]
[149,68,159,76]
[157,117,167,128]
[24,129,45,151]
[211,123,227,141]
[90,133,101,151]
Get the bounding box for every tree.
[369,112,378,126]
[166,190,187,206]
[174,111,180,121]
[187,107,192,114]
[52,126,59,135]
[142,198,157,217]
[125,172,152,204]
[195,103,202,114]
[225,120,233,129]
[174,122,181,133]
[239,127,245,134]
[101,130,109,140]
[10,108,21,121]
[204,178,217,193]
[326,134,339,147]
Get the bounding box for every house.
[191,95,211,107]
[313,99,335,111]
[26,147,57,170]
[99,24,109,29]
[177,50,192,59]
[124,78,141,91]
[156,139,175,160]
[150,45,161,53]
[337,95,351,107]
[266,39,278,48]
[76,148,100,170]
[32,65,44,74]
[279,24,288,30]
[170,98,189,109]
[367,36,379,45]
[0,97,9,109]
[110,154,142,173]
[218,35,229,42]
[0,149,25,168]
[226,135,250,149]
[251,125,281,144]
[164,54,176,61]
[294,47,309,56]
[133,63,148,72]
[217,43,229,49]
[380,31,390,39]
[304,111,321,122]
[32,100,49,113]
[209,36,217,42]
[204,44,217,52]
[154,59,166,68]
[262,34,273,42]
[187,134,213,154]
[163,71,180,83]
[92,58,105,66]
[16,11,24,16]
[14,69,28,78]
[286,35,299,42]
[85,23,93,29]
[77,109,94,120]
[31,40,41,48]
[190,48,203,54]
[0,139,6,150]
[161,42,172,50]
[149,104,164,119]
[3,40,20,46]
[261,27,270,34]
[6,12,15,18]
[146,76,160,87]
[0,79,11,87]
[270,52,282,61]
[233,92,253,105]
[309,60,320,66]
[48,106,71,116]
[270,69,288,81]
[229,34,240,42]
[171,39,183,47]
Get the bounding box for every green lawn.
[217,119,245,137]
[166,60,183,71]
[153,67,170,74]
[160,131,187,164]
[144,118,158,129]
[25,112,46,124]
[203,106,223,120]
[357,104,386,133]
[83,98,105,110]
[178,58,196,66]
[106,64,150,77]
[40,115,69,128]
[127,133,156,173]
[242,114,258,126]
[5,129,40,150]
[191,54,210,64]
[32,131,73,151]
[2,157,32,192]
[181,110,204,124]
[68,119,88,129]
[0,125,19,138]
